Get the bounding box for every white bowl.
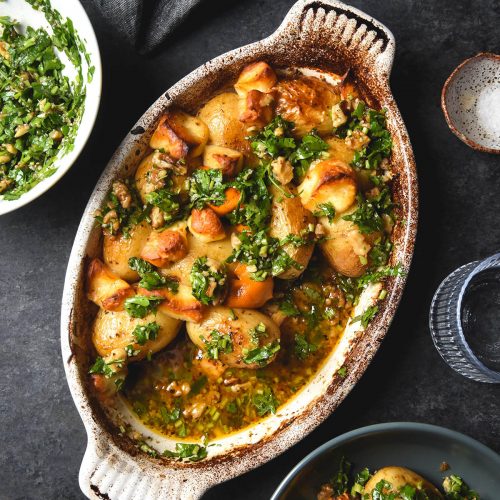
[0,0,102,215]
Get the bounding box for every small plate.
[441,52,500,154]
[272,422,500,500]
[0,0,101,215]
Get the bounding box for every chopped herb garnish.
[129,257,178,292]
[190,256,227,305]
[124,295,163,318]
[313,202,336,222]
[352,305,379,328]
[243,340,280,366]
[251,116,296,159]
[279,297,300,317]
[132,321,160,345]
[189,375,208,396]
[145,188,185,225]
[89,357,123,378]
[443,475,479,500]
[252,387,278,416]
[337,366,347,378]
[330,456,351,495]
[163,442,208,462]
[342,194,384,234]
[227,230,302,281]
[201,330,233,360]
[0,5,91,200]
[289,130,329,180]
[189,168,226,209]
[294,334,318,360]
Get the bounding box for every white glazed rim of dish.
[0,0,102,216]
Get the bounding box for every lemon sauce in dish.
[86,62,400,450]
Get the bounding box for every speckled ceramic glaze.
[442,53,500,154]
[60,1,418,498]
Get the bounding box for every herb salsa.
[0,0,92,199]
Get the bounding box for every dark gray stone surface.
[1,1,499,498]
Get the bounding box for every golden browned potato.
[298,159,357,214]
[103,221,152,281]
[187,207,226,242]
[364,467,443,498]
[325,136,355,164]
[91,309,181,365]
[234,61,277,97]
[86,258,134,311]
[140,221,188,268]
[197,92,250,154]
[203,145,243,177]
[275,76,341,136]
[319,207,372,277]
[137,283,204,323]
[186,307,281,369]
[268,185,315,279]
[150,110,209,159]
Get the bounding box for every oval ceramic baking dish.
[61,1,417,498]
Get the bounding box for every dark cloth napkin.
[92,0,203,53]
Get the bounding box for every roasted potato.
[203,145,243,177]
[268,185,315,279]
[188,207,226,242]
[364,467,443,498]
[298,159,357,214]
[103,221,152,281]
[92,309,182,363]
[140,221,188,267]
[138,283,204,323]
[319,207,372,277]
[186,307,281,369]
[325,136,355,164]
[234,61,277,97]
[275,76,341,136]
[86,258,134,311]
[150,110,209,159]
[225,263,274,308]
[197,92,250,154]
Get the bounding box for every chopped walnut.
[102,210,120,233]
[150,206,165,229]
[14,124,30,138]
[183,401,206,420]
[0,41,10,60]
[345,129,370,150]
[271,156,293,185]
[166,380,191,397]
[0,178,13,193]
[152,150,187,175]
[112,181,132,209]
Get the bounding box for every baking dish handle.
[269,0,396,78]
[79,432,211,500]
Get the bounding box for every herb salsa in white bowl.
[0,0,101,215]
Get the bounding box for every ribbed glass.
[429,254,500,384]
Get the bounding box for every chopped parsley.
[88,357,123,378]
[163,442,207,462]
[279,297,300,317]
[443,475,479,500]
[243,340,280,366]
[330,456,351,495]
[252,387,278,416]
[145,187,185,225]
[313,202,336,222]
[124,295,163,318]
[250,116,328,180]
[249,322,268,346]
[227,230,302,281]
[132,321,160,345]
[342,194,385,234]
[95,180,147,237]
[190,256,227,305]
[288,130,329,180]
[227,165,272,231]
[189,168,226,209]
[294,334,318,360]
[352,305,379,328]
[201,330,233,360]
[128,257,179,292]
[337,366,347,378]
